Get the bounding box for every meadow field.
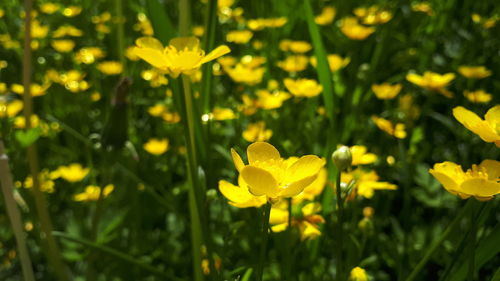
[0,0,499,280]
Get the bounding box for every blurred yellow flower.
[54,163,90,182]
[133,36,230,78]
[284,78,323,98]
[471,13,498,29]
[51,39,75,52]
[292,167,327,203]
[343,168,397,199]
[458,66,492,79]
[340,17,375,40]
[430,160,500,200]
[0,99,23,118]
[212,107,236,120]
[350,267,368,281]
[47,69,90,93]
[270,201,325,240]
[13,115,40,129]
[279,40,312,53]
[74,184,114,202]
[406,71,455,98]
[40,3,60,14]
[143,138,169,155]
[453,106,500,147]
[277,55,309,72]
[371,116,407,139]
[141,69,168,87]
[247,17,287,31]
[97,61,123,75]
[75,47,105,64]
[218,177,266,208]
[310,54,350,72]
[52,25,83,38]
[315,6,336,25]
[350,145,377,165]
[11,83,51,97]
[256,89,290,109]
[232,142,325,198]
[399,94,421,121]
[243,122,272,142]
[371,83,402,100]
[22,170,55,193]
[192,26,205,37]
[134,14,154,36]
[62,6,82,17]
[30,20,49,38]
[464,90,492,104]
[354,6,393,25]
[226,30,253,44]
[412,2,433,16]
[224,63,265,85]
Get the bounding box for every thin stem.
[284,198,293,281]
[404,199,475,281]
[335,169,344,281]
[0,140,35,281]
[467,206,478,281]
[22,0,69,279]
[256,202,272,281]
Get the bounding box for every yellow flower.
[279,40,312,53]
[11,83,51,97]
[212,107,236,120]
[224,63,265,85]
[133,36,230,78]
[218,177,266,208]
[453,106,500,147]
[22,170,55,193]
[62,6,82,17]
[342,168,397,199]
[143,138,169,155]
[243,122,273,142]
[30,20,49,38]
[412,2,434,16]
[51,39,75,53]
[47,69,90,93]
[141,69,168,87]
[0,99,23,118]
[74,47,105,64]
[292,167,327,203]
[458,66,492,79]
[464,90,492,104]
[371,116,407,139]
[270,201,325,240]
[354,6,393,25]
[40,3,60,14]
[247,17,287,31]
[371,83,402,100]
[429,160,500,201]
[13,115,40,128]
[52,25,83,38]
[284,78,323,98]
[134,14,154,36]
[349,145,377,165]
[399,94,421,121]
[350,267,368,281]
[315,6,336,25]
[256,89,290,110]
[406,71,455,98]
[226,30,253,44]
[97,61,123,75]
[238,94,258,115]
[277,55,309,72]
[73,184,114,202]
[231,142,325,198]
[340,17,375,40]
[310,54,350,72]
[54,163,90,182]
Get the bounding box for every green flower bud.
[332,146,352,171]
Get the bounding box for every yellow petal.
[133,47,170,69]
[460,178,500,198]
[201,45,231,64]
[218,180,253,203]
[300,221,321,240]
[485,105,500,124]
[280,175,318,197]
[429,162,463,195]
[247,142,280,164]
[241,166,280,197]
[406,73,423,86]
[453,106,498,142]
[285,155,325,182]
[271,223,288,233]
[479,160,500,180]
[269,207,288,224]
[169,37,200,50]
[136,37,164,51]
[231,148,245,172]
[301,202,321,216]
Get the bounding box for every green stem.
[22,0,69,279]
[284,198,293,281]
[405,199,475,281]
[335,169,344,281]
[114,0,125,66]
[0,140,35,281]
[256,202,272,281]
[467,205,478,281]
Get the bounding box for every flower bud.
[332,146,352,171]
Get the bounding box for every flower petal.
[429,162,463,195]
[133,47,170,69]
[479,160,500,181]
[241,166,280,197]
[201,45,231,64]
[285,155,325,182]
[453,106,498,142]
[247,142,281,164]
[280,175,318,197]
[135,37,164,51]
[218,180,253,203]
[485,105,500,125]
[169,37,200,50]
[231,148,245,172]
[460,178,500,198]
[269,207,288,224]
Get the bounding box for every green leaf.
[15,127,42,147]
[146,0,176,44]
[490,266,500,281]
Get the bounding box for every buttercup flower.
[224,63,265,85]
[277,55,309,72]
[218,177,266,208]
[143,138,169,155]
[371,116,406,139]
[315,6,336,25]
[464,90,492,103]
[270,201,325,240]
[453,106,500,147]
[97,61,123,75]
[243,121,273,142]
[371,83,402,100]
[74,184,114,202]
[350,267,368,281]
[458,66,492,79]
[284,78,323,98]
[53,163,90,182]
[211,107,236,120]
[51,39,75,52]
[349,145,377,165]
[406,71,455,98]
[226,30,253,44]
[133,36,230,78]
[340,17,375,40]
[429,160,500,200]
[342,168,397,199]
[231,142,325,198]
[310,54,350,72]
[279,40,312,53]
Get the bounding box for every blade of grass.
[145,0,177,43]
